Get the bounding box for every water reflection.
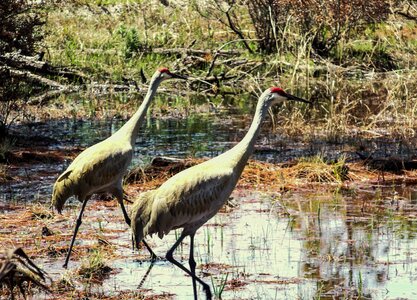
[81,187,417,299]
[4,111,417,204]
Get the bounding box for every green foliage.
[78,248,112,280]
[211,273,228,299]
[117,25,144,59]
[64,35,79,65]
[294,156,349,183]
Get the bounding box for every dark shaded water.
[3,110,417,204]
[10,109,417,164]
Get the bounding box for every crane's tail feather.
[130,204,144,249]
[130,192,154,250]
[51,177,75,213]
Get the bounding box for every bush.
[0,0,45,55]
[247,0,390,55]
[0,0,45,137]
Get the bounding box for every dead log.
[83,47,242,57]
[356,152,417,172]
[0,52,86,83]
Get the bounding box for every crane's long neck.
[113,76,162,145]
[228,93,270,173]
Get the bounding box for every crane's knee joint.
[166,252,174,261]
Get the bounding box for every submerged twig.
[0,248,51,299]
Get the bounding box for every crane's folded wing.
[146,165,234,238]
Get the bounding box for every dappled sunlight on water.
[36,188,417,299]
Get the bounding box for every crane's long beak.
[285,92,311,104]
[169,72,188,80]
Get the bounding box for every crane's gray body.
[50,68,184,268]
[131,88,277,245]
[52,137,133,212]
[52,71,164,212]
[130,87,309,299]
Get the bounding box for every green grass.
[32,0,417,142]
[78,248,112,280]
[211,273,229,299]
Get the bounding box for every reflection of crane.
[52,68,186,268]
[131,87,310,299]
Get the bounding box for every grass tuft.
[288,156,349,183]
[78,248,112,282]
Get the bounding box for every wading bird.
[130,87,310,299]
[52,68,186,268]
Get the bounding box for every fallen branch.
[28,88,79,105]
[0,52,86,83]
[3,66,66,89]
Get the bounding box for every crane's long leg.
[166,232,212,300]
[113,188,131,226]
[189,233,198,300]
[63,196,89,268]
[114,188,157,259]
[142,240,158,261]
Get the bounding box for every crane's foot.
[203,285,212,300]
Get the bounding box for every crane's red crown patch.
[270,87,286,95]
[158,67,170,73]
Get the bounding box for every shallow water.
[4,110,417,204]
[37,187,417,299]
[109,187,417,299]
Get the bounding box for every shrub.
[247,0,390,55]
[0,0,45,55]
[0,0,45,137]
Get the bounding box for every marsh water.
[3,103,417,299]
[40,187,417,299]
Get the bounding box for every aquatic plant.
[78,248,112,282]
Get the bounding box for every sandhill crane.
[130,87,310,299]
[52,68,186,268]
